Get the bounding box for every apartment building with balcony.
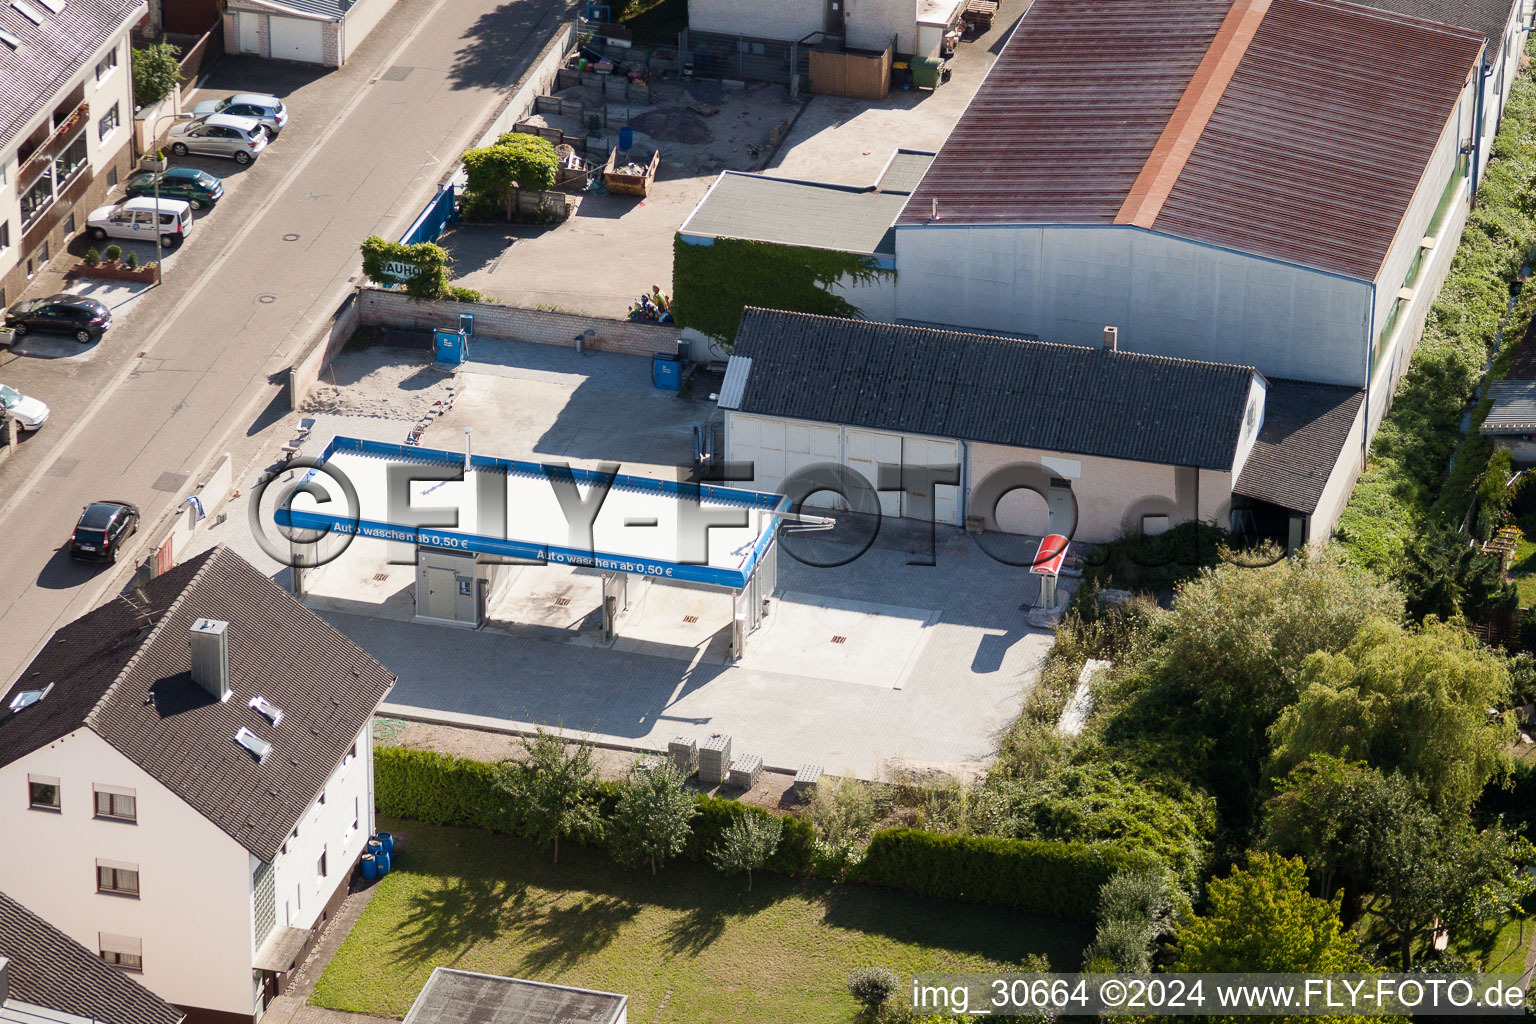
[0,546,395,1024]
[0,0,147,309]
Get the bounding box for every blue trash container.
[652,352,681,391]
[619,126,634,152]
[377,831,395,857]
[376,848,392,876]
[361,853,377,881]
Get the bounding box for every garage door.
[844,428,902,518]
[900,435,962,526]
[269,15,325,63]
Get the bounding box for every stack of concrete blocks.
[793,764,823,799]
[668,736,699,778]
[700,734,732,785]
[729,753,762,791]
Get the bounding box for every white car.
[191,93,289,138]
[0,384,49,432]
[167,113,268,165]
[86,196,194,247]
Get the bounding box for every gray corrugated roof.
[0,546,395,862]
[726,308,1259,470]
[680,172,909,255]
[1351,0,1514,59]
[1232,378,1364,513]
[230,0,346,19]
[1481,379,1536,432]
[0,0,145,153]
[0,891,184,1024]
[405,969,625,1024]
[874,149,936,196]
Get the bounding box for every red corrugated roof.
[900,0,1485,281]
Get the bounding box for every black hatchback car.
[4,294,111,343]
[70,501,139,562]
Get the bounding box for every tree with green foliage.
[608,759,697,875]
[493,729,601,865]
[131,42,183,105]
[709,810,782,891]
[1096,552,1401,828]
[1269,617,1512,817]
[1083,866,1182,972]
[359,236,452,300]
[462,133,558,220]
[1399,525,1471,621]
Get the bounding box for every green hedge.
[853,828,1158,920]
[1336,36,1536,577]
[685,794,818,874]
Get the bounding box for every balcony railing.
[16,101,88,185]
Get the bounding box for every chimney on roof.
[190,619,231,702]
[0,955,10,1006]
[1103,326,1119,352]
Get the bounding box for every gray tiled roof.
[0,0,145,153]
[725,308,1260,470]
[680,172,911,256]
[1351,0,1514,59]
[0,890,183,1024]
[0,546,395,862]
[230,0,348,20]
[1232,378,1365,514]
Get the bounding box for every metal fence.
[681,29,799,85]
[399,182,459,246]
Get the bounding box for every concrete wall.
[358,287,681,358]
[688,0,824,42]
[0,730,253,1017]
[893,223,1374,387]
[339,0,397,63]
[967,441,1232,544]
[827,268,897,323]
[288,292,362,409]
[1307,395,1367,545]
[475,22,576,150]
[268,723,372,936]
[846,0,913,52]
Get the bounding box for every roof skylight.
[234,727,272,763]
[0,27,21,48]
[8,682,53,711]
[35,0,62,13]
[9,0,43,25]
[248,696,284,726]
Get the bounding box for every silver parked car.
[191,93,289,138]
[167,113,269,165]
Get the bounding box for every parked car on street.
[191,93,288,138]
[69,500,139,563]
[86,196,194,247]
[0,384,49,432]
[123,168,224,210]
[3,294,111,343]
[167,113,268,165]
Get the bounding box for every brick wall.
[357,287,681,358]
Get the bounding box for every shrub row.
[853,828,1159,920]
[1336,36,1536,577]
[376,746,1132,919]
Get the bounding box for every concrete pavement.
[0,0,575,685]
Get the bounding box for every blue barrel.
[652,352,680,390]
[618,126,634,152]
[375,848,392,876]
[361,854,377,881]
[377,831,395,856]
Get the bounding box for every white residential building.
[0,546,394,1024]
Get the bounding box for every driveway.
[0,0,575,684]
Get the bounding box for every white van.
[85,196,195,247]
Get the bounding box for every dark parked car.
[123,167,224,210]
[4,294,111,343]
[70,501,139,562]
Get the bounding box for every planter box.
[141,157,167,173]
[67,261,158,283]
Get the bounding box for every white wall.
[688,0,825,41]
[893,223,1374,386]
[0,729,253,1016]
[339,0,397,63]
[827,268,897,322]
[1306,396,1367,545]
[268,723,373,936]
[845,0,912,52]
[1229,375,1268,481]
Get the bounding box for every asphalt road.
[0,0,571,685]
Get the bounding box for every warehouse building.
[893,0,1487,438]
[721,308,1364,547]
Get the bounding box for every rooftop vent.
[248,696,283,726]
[190,619,230,702]
[234,727,271,763]
[9,0,42,24]
[0,27,20,48]
[8,682,53,712]
[1103,325,1119,352]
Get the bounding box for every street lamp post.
[146,110,183,285]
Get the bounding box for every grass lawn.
[1510,538,1536,608]
[311,818,1088,1023]
[1451,913,1531,974]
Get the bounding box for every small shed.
[403,967,627,1024]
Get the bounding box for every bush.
[808,774,886,848]
[847,967,899,1015]
[124,253,139,269]
[83,249,101,267]
[375,746,513,831]
[685,795,816,874]
[853,827,1157,919]
[461,133,558,220]
[104,244,122,262]
[443,286,487,303]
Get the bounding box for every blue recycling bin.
[434,328,467,366]
[652,352,680,390]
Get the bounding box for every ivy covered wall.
[671,235,894,347]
